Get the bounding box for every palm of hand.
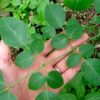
[0,34,88,100]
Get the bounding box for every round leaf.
[79,44,94,58]
[81,59,100,85]
[36,91,61,100]
[41,25,56,39]
[0,92,17,100]
[28,72,45,90]
[66,18,83,39]
[46,71,64,89]
[67,53,81,68]
[15,51,34,68]
[45,4,65,29]
[64,0,93,11]
[30,38,44,54]
[51,34,69,49]
[0,17,30,48]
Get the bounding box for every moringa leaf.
[46,71,64,89]
[0,17,31,48]
[28,72,45,90]
[45,4,65,29]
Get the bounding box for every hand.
[0,34,88,100]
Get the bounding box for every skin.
[0,34,88,100]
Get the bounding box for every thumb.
[0,40,11,61]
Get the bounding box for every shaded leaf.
[51,34,69,49]
[46,71,64,89]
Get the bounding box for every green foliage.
[51,34,69,49]
[64,0,93,11]
[0,0,10,9]
[36,91,61,100]
[0,17,31,48]
[12,0,21,6]
[15,50,34,68]
[66,18,83,39]
[67,53,81,68]
[41,25,56,39]
[94,0,100,13]
[0,92,17,100]
[60,93,77,100]
[28,72,45,90]
[46,71,64,89]
[45,4,66,29]
[79,44,94,58]
[82,59,100,85]
[84,92,100,100]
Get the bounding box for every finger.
[55,57,68,73]
[41,40,54,56]
[47,34,88,66]
[0,40,11,61]
[62,66,80,83]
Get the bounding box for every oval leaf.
[51,34,69,49]
[79,44,94,58]
[46,71,64,89]
[0,17,30,48]
[64,0,93,11]
[36,91,61,100]
[67,53,81,68]
[81,59,100,85]
[94,0,100,14]
[66,18,83,39]
[45,4,65,29]
[15,51,34,68]
[28,72,45,90]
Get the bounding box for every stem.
[0,45,76,94]
[88,33,100,41]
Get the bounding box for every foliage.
[0,0,100,99]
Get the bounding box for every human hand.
[0,34,88,100]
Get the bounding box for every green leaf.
[11,0,21,6]
[94,0,100,14]
[64,0,93,11]
[81,59,100,85]
[66,72,85,99]
[66,18,83,39]
[46,71,64,89]
[0,17,31,48]
[0,0,10,9]
[28,72,45,90]
[45,4,65,29]
[36,91,61,100]
[41,25,56,39]
[51,34,69,49]
[67,53,81,68]
[0,92,17,100]
[60,93,77,100]
[84,92,100,100]
[30,38,44,54]
[15,50,34,68]
[0,72,5,90]
[79,44,94,58]
[29,0,41,9]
